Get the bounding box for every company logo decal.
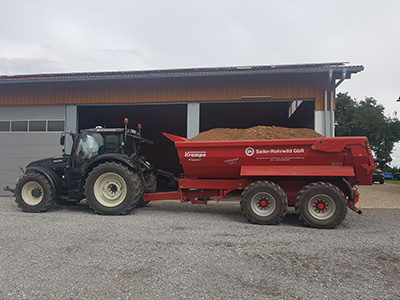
[224,158,239,165]
[245,147,255,156]
[185,151,207,158]
[245,146,306,158]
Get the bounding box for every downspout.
[325,69,333,136]
[330,89,335,137]
[332,69,347,137]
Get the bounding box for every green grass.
[385,180,400,185]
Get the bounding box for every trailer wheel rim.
[93,172,127,207]
[21,181,43,206]
[251,192,276,217]
[307,194,336,220]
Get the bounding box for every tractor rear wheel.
[240,181,288,225]
[85,162,142,215]
[15,173,56,212]
[295,182,347,229]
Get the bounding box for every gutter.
[325,69,333,136]
[0,65,364,84]
[324,68,351,137]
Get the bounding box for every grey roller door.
[0,106,66,195]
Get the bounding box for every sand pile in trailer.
[190,126,323,141]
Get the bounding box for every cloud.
[0,57,62,75]
[391,145,400,168]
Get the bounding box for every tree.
[335,92,400,169]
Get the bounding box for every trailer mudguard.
[240,165,355,177]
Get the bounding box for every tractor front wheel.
[15,173,55,212]
[85,162,142,215]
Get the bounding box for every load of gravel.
[190,126,323,141]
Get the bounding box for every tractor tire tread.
[85,161,142,215]
[15,173,55,213]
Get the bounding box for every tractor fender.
[25,166,63,198]
[84,154,141,178]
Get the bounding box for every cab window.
[103,134,122,153]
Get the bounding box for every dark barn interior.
[77,100,314,175]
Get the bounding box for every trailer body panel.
[240,165,355,177]
[164,133,374,186]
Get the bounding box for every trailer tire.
[15,173,56,212]
[295,182,347,229]
[85,162,142,215]
[240,181,288,225]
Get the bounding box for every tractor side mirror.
[60,135,65,146]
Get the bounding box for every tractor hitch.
[3,186,15,194]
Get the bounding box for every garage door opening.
[200,100,314,132]
[77,100,315,176]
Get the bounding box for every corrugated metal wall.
[0,105,65,195]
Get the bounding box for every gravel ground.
[0,185,399,300]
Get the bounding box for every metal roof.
[0,62,363,84]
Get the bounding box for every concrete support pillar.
[65,105,78,153]
[315,109,335,137]
[314,110,324,136]
[187,102,200,139]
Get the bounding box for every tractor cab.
[55,121,155,200]
[60,123,152,161]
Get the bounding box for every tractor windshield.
[77,131,102,158]
[80,131,126,155]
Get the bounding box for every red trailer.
[143,133,375,229]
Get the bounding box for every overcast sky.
[1,0,400,165]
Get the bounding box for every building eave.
[0,62,364,84]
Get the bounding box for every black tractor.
[8,119,157,215]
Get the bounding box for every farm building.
[0,62,363,194]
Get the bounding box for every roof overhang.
[0,62,364,84]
